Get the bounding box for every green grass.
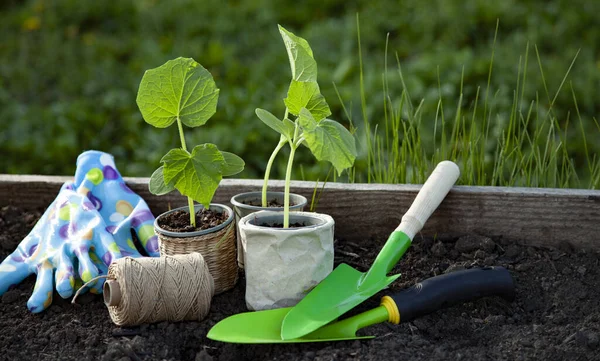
[1,1,599,189]
[341,18,600,189]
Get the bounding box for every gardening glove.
[0,150,159,312]
[69,150,159,258]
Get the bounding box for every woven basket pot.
[230,191,307,269]
[154,204,238,295]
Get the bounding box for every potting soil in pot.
[157,208,228,233]
[1,205,599,361]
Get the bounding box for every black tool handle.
[392,266,515,323]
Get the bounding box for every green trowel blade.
[279,264,400,340]
[280,231,411,340]
[207,305,389,344]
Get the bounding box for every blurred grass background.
[0,0,598,187]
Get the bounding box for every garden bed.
[1,207,599,361]
[1,177,599,360]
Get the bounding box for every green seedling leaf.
[298,108,357,175]
[220,151,245,177]
[136,57,220,128]
[283,118,296,132]
[149,166,176,195]
[161,144,225,208]
[278,25,317,82]
[256,108,294,139]
[284,80,331,121]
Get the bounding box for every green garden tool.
[207,266,514,343]
[280,160,460,340]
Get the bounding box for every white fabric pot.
[239,210,334,311]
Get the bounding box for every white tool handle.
[396,161,460,239]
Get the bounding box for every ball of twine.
[103,253,215,326]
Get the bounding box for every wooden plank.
[1,174,599,250]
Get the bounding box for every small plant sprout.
[136,57,245,227]
[258,25,357,228]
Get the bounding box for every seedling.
[258,26,357,227]
[136,57,245,227]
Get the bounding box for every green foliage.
[257,25,356,227]
[137,57,244,225]
[257,25,356,178]
[149,166,175,195]
[161,144,225,207]
[284,81,331,120]
[278,25,318,82]
[255,109,294,139]
[220,151,246,176]
[298,109,357,175]
[0,0,598,190]
[346,24,600,189]
[136,57,220,128]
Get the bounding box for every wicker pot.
[155,203,238,295]
[230,191,307,268]
[239,210,334,311]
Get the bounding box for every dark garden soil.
[242,199,292,208]
[1,205,599,361]
[157,209,228,233]
[259,222,306,228]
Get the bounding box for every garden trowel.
[207,267,515,343]
[280,160,460,340]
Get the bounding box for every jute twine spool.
[158,222,238,295]
[103,253,214,327]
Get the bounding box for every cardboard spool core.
[103,280,122,307]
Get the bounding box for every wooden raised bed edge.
[1,174,599,251]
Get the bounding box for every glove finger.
[71,277,87,297]
[0,252,35,296]
[0,234,40,295]
[88,251,107,294]
[27,260,54,313]
[128,206,160,257]
[54,248,76,299]
[0,256,32,295]
[75,247,101,294]
[88,225,122,294]
[90,251,109,274]
[105,227,144,258]
[104,219,145,258]
[92,225,123,267]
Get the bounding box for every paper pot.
[154,203,238,295]
[238,210,334,311]
[230,191,307,268]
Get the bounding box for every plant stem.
[262,138,286,207]
[283,144,298,228]
[187,197,196,226]
[283,120,301,228]
[177,116,196,227]
[261,108,291,207]
[177,117,187,152]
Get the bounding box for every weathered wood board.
[1,174,599,250]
